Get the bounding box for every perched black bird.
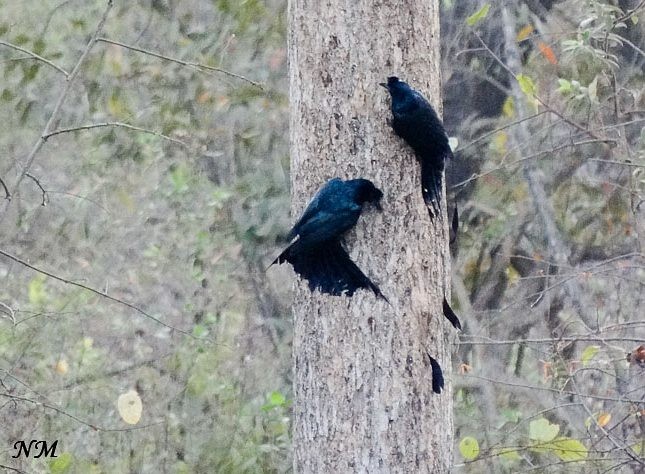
[272,178,386,299]
[427,354,445,394]
[381,76,452,219]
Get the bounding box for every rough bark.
[288,1,452,473]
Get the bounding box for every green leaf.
[557,78,572,94]
[547,437,588,462]
[459,436,480,460]
[466,4,490,26]
[529,418,560,442]
[516,74,537,97]
[49,452,73,474]
[581,345,600,366]
[631,14,639,25]
[269,391,285,406]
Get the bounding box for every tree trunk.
[288,1,453,472]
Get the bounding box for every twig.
[474,32,605,142]
[458,111,547,153]
[0,176,10,200]
[0,0,113,217]
[457,336,645,345]
[44,121,189,148]
[24,172,48,206]
[589,159,645,168]
[0,39,69,76]
[0,392,163,432]
[0,301,15,324]
[0,248,195,338]
[452,139,614,189]
[0,463,25,474]
[96,37,264,90]
[460,373,645,404]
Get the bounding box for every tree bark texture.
[288,1,453,472]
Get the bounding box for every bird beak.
[375,201,383,211]
[379,82,388,89]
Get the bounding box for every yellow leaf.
[54,359,69,375]
[502,96,514,118]
[597,412,611,427]
[517,74,537,97]
[516,24,534,42]
[492,131,508,154]
[459,436,480,460]
[117,390,143,425]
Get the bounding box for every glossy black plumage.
[272,178,385,299]
[428,354,444,394]
[442,297,461,330]
[381,76,452,219]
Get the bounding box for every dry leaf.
[117,390,143,425]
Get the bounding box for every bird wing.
[286,178,343,241]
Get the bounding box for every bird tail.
[275,241,386,300]
[420,156,444,219]
[442,297,461,330]
[427,353,444,394]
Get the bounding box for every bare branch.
[457,336,645,345]
[0,0,114,217]
[461,373,645,404]
[452,139,615,189]
[474,31,607,142]
[96,37,264,90]
[0,39,69,76]
[0,392,163,432]
[24,172,48,206]
[0,248,197,338]
[0,176,10,200]
[0,301,15,324]
[44,121,189,148]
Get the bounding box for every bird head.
[350,179,383,211]
[380,76,415,105]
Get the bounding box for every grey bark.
[288,1,453,472]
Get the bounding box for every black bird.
[272,178,386,299]
[381,76,452,219]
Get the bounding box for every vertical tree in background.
[288,1,452,472]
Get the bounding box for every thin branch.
[457,336,645,345]
[474,32,606,142]
[0,39,69,76]
[0,463,26,474]
[0,176,10,200]
[452,139,614,189]
[0,248,195,338]
[96,37,264,90]
[0,392,163,432]
[0,301,15,324]
[44,121,189,148]
[24,172,48,206]
[0,0,113,218]
[461,373,645,404]
[458,111,547,153]
[590,158,645,168]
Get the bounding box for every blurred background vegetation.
[0,0,643,472]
